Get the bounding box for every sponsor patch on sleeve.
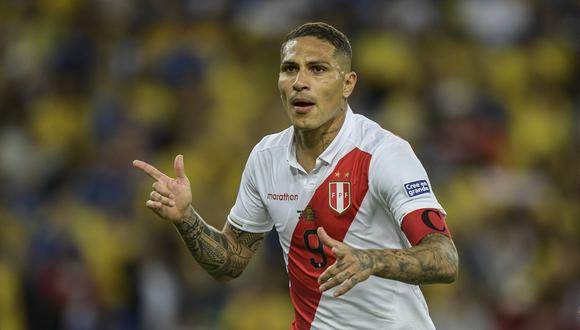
[404,180,431,197]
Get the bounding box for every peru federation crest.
[329,181,351,214]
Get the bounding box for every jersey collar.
[286,106,354,172]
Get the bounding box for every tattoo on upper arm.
[174,210,266,280]
[229,225,266,252]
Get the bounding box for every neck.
[294,109,347,172]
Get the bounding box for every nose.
[292,72,309,91]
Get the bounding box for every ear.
[342,71,357,98]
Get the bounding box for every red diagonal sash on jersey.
[288,148,371,329]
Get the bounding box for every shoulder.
[252,126,292,153]
[349,112,411,156]
[240,127,292,179]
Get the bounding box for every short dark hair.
[281,22,352,61]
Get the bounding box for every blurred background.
[0,0,579,329]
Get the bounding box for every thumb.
[317,227,340,249]
[174,154,187,179]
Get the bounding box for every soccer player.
[133,22,458,329]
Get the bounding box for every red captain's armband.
[401,208,451,246]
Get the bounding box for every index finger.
[133,160,168,181]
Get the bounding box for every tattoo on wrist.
[175,208,204,241]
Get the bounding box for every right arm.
[174,208,266,281]
[133,155,266,282]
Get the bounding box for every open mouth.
[291,99,315,113]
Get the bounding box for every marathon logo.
[267,193,298,201]
[404,180,431,197]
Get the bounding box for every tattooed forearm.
[174,208,267,282]
[359,233,458,285]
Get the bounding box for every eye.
[281,65,298,73]
[311,65,327,73]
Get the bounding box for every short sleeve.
[369,139,445,225]
[228,146,274,233]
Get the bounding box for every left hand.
[317,227,375,297]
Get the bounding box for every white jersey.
[228,108,443,330]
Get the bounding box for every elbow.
[213,275,237,283]
[439,235,459,284]
[211,268,246,283]
[416,234,459,284]
[442,262,458,283]
[443,250,459,284]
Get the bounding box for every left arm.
[317,228,458,297]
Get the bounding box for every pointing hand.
[133,155,192,222]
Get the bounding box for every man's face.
[278,36,356,132]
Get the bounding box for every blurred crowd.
[0,0,579,329]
